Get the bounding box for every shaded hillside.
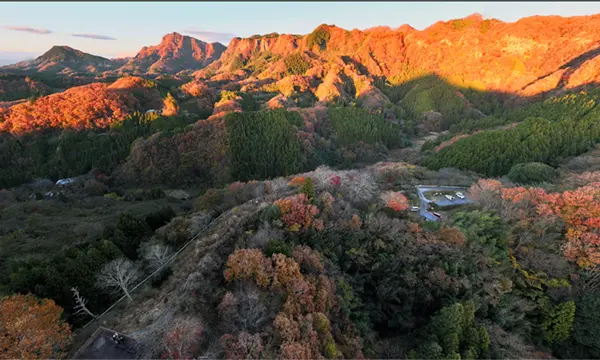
[1,46,117,75]
[118,32,226,75]
[0,73,52,101]
[422,87,600,176]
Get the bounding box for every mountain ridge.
[0,32,226,76]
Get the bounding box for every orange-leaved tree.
[0,294,72,359]
[273,194,320,232]
[380,191,409,211]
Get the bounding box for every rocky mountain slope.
[117,32,226,75]
[196,13,600,101]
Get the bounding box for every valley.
[1,10,600,360]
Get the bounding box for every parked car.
[445,194,454,201]
[456,192,465,199]
[432,211,442,218]
[410,206,420,212]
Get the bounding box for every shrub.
[158,217,190,247]
[449,18,473,30]
[195,188,223,211]
[230,55,245,72]
[284,53,311,76]
[307,26,331,50]
[264,239,293,258]
[220,90,239,102]
[123,188,165,201]
[83,179,106,196]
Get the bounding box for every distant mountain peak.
[1,45,114,75]
[121,32,226,74]
[39,45,108,62]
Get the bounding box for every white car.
[410,206,420,212]
[445,194,454,201]
[455,192,465,199]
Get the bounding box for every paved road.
[415,185,473,221]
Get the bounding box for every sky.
[1,1,600,63]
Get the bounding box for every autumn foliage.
[0,294,72,359]
[503,184,600,267]
[0,83,140,134]
[274,194,320,232]
[471,175,600,267]
[223,249,274,288]
[380,191,410,211]
[222,247,361,359]
[467,179,503,202]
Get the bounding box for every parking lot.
[415,185,473,221]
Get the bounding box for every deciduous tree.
[96,257,141,302]
[0,294,72,359]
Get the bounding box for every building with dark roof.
[73,327,139,359]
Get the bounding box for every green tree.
[300,177,315,200]
[410,301,489,359]
[115,213,152,259]
[283,53,310,76]
[539,297,576,344]
[571,292,600,358]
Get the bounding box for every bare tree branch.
[96,258,141,302]
[142,243,173,271]
[71,287,98,320]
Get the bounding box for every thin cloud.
[183,29,236,44]
[2,26,52,34]
[72,33,117,40]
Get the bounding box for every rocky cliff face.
[197,13,600,97]
[119,32,226,74]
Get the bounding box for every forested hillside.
[422,89,600,176]
[3,11,600,360]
